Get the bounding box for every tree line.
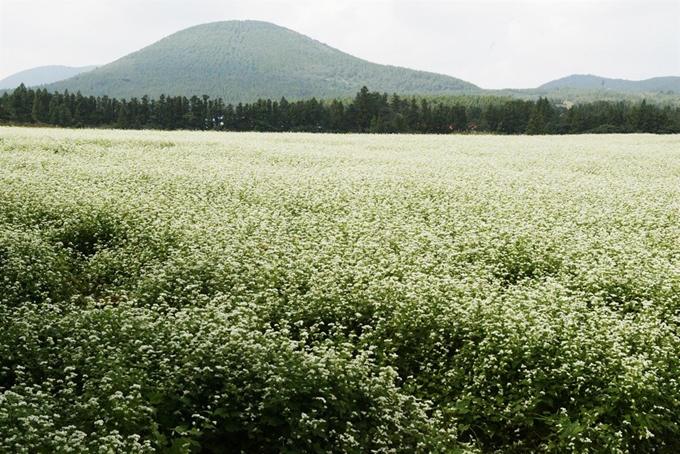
[2,84,679,134]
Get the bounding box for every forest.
[2,84,679,134]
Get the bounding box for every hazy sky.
[1,0,678,89]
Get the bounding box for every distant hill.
[0,65,98,90]
[539,74,679,93]
[43,21,478,103]
[6,26,677,106]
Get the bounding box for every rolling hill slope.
[539,74,679,93]
[44,21,478,102]
[0,65,98,90]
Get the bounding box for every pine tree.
[116,100,128,129]
[32,89,50,123]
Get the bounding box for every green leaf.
[148,392,164,405]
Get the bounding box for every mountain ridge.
[0,65,99,89]
[539,74,679,93]
[2,22,677,102]
[38,20,478,103]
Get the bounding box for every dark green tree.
[9,83,33,123]
[116,100,129,129]
[31,89,50,123]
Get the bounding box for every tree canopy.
[2,84,679,134]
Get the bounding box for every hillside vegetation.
[42,21,477,103]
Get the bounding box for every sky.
[0,0,678,89]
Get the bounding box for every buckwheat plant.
[1,128,679,453]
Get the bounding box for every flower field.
[1,127,679,453]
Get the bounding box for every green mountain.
[43,21,478,102]
[539,74,679,93]
[0,65,98,90]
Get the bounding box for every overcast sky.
[1,0,678,89]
